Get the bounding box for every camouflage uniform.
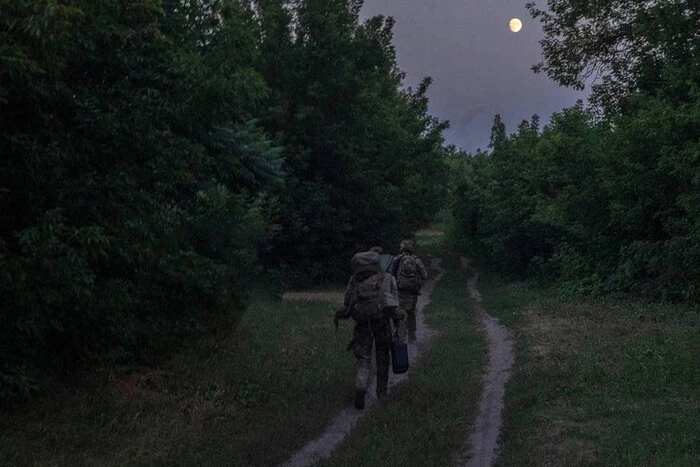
[389,241,428,342]
[352,317,393,399]
[337,254,403,405]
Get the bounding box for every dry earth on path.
[457,257,515,467]
[282,291,345,304]
[415,229,445,237]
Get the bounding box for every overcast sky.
[360,0,587,152]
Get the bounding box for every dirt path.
[457,258,515,467]
[279,256,446,467]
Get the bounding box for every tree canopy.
[528,0,700,109]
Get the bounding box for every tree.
[488,114,506,150]
[256,0,449,283]
[527,0,700,109]
[0,0,279,403]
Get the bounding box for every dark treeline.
[0,0,447,403]
[448,0,700,302]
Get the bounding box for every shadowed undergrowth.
[0,294,355,466]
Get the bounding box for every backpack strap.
[390,253,404,277]
[349,273,358,310]
[398,253,412,274]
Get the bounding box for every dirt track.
[457,257,515,467]
[279,256,445,467]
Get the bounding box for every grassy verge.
[319,244,487,466]
[478,274,700,466]
[0,293,355,466]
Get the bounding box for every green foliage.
[528,0,700,110]
[0,0,280,403]
[449,96,699,301]
[256,1,449,283]
[450,95,700,300]
[0,294,356,466]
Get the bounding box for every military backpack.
[396,254,423,293]
[351,272,385,321]
[348,251,399,322]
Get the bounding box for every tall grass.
[480,275,700,466]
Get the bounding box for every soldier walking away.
[389,239,428,342]
[335,249,405,409]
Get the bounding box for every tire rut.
[457,257,515,467]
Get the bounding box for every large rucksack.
[349,251,398,321]
[396,254,423,293]
[351,272,384,321]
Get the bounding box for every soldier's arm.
[336,277,355,320]
[417,256,428,280]
[388,254,401,277]
[388,275,405,321]
[343,277,354,307]
[389,276,407,340]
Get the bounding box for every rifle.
[334,275,356,329]
[334,306,352,329]
[345,336,356,352]
[334,307,355,352]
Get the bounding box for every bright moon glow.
[509,18,522,33]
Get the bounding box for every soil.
[282,291,345,303]
[457,257,515,467]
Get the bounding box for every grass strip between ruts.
[319,252,487,467]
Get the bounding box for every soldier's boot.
[354,366,369,410]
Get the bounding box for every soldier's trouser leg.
[406,308,417,341]
[400,294,419,342]
[394,319,408,342]
[374,319,392,398]
[353,324,372,408]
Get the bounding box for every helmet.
[400,239,414,253]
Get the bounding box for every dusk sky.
[360,0,588,152]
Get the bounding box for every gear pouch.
[391,340,409,374]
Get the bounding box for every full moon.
[509,18,522,33]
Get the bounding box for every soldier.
[335,249,404,409]
[389,239,428,342]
